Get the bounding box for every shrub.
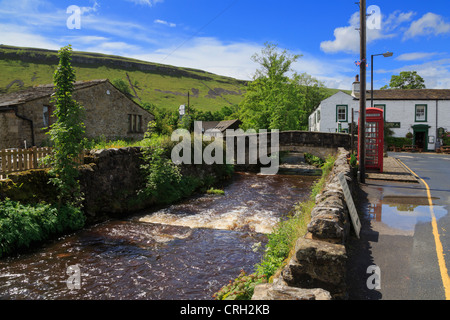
[304,153,325,167]
[139,145,184,205]
[385,137,413,148]
[443,131,450,146]
[212,270,267,300]
[138,123,234,205]
[0,199,85,258]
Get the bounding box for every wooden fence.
[0,147,84,180]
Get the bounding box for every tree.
[112,78,132,97]
[239,43,305,131]
[296,73,326,129]
[381,71,426,89]
[46,45,86,205]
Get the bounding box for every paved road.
[347,152,450,300]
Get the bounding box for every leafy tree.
[112,78,132,97]
[45,45,86,205]
[239,43,305,131]
[296,72,326,130]
[141,102,179,136]
[381,71,426,89]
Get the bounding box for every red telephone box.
[358,107,384,172]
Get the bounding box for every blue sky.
[1,0,450,90]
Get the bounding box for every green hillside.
[0,45,247,112]
[0,45,349,113]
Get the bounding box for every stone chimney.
[352,75,360,98]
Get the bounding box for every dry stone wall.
[252,148,358,300]
[1,147,232,225]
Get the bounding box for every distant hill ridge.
[0,45,246,84]
[0,45,345,112]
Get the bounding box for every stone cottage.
[0,79,154,149]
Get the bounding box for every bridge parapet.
[227,130,351,170]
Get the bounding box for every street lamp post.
[371,51,393,108]
[359,0,367,184]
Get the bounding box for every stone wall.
[252,148,357,300]
[1,147,231,225]
[0,109,33,149]
[78,147,232,223]
[78,147,149,223]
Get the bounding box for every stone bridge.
[226,130,351,171]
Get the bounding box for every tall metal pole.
[371,54,374,109]
[359,0,367,183]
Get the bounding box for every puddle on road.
[367,196,447,232]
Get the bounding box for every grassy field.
[0,45,348,112]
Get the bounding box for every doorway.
[415,132,426,150]
[412,125,430,152]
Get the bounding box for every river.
[0,172,318,300]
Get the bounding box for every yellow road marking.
[397,159,450,300]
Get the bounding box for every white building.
[308,76,450,151]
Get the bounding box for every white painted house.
[309,77,450,151]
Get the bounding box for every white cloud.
[154,19,176,27]
[384,11,416,32]
[378,59,450,89]
[129,38,356,89]
[404,13,450,40]
[84,41,142,56]
[320,12,395,54]
[81,0,100,15]
[132,37,262,80]
[396,52,440,61]
[126,0,164,6]
[291,53,355,89]
[0,24,60,49]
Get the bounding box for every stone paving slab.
[366,157,418,183]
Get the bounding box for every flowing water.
[0,172,318,300]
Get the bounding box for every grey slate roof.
[362,89,450,100]
[0,79,108,107]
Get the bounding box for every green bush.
[304,153,325,167]
[139,123,234,205]
[212,270,267,300]
[0,199,85,258]
[386,137,412,148]
[443,132,450,146]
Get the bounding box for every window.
[137,115,142,132]
[128,114,143,133]
[317,110,321,122]
[43,106,49,128]
[336,105,348,122]
[415,104,427,122]
[374,104,386,120]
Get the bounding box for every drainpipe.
[436,100,439,149]
[14,106,35,147]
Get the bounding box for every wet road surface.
[347,152,450,300]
